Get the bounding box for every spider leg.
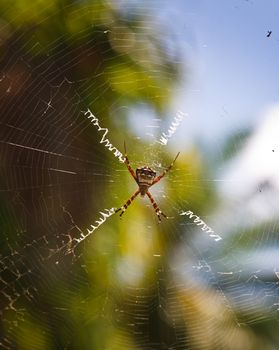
[115,189,140,217]
[151,152,180,186]
[124,141,137,182]
[146,191,167,222]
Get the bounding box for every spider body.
[136,167,156,196]
[116,142,180,221]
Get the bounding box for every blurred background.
[0,0,279,349]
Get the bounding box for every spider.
[115,142,180,222]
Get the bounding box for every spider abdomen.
[136,167,156,196]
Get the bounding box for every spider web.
[1,0,279,349]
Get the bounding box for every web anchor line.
[83,108,125,163]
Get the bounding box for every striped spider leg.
[146,190,167,222]
[115,189,140,217]
[115,142,138,217]
[115,143,180,221]
[123,141,137,180]
[151,152,180,186]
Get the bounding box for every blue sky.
[159,0,279,144]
